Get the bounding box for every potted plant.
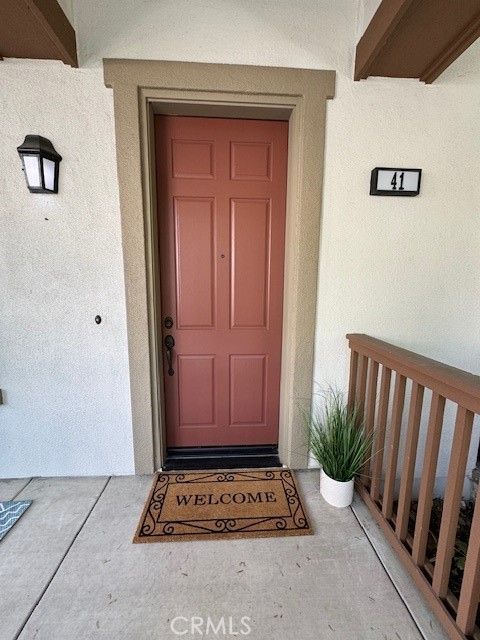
[307,391,375,508]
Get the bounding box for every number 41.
[391,172,405,190]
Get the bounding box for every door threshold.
[163,445,281,471]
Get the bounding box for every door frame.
[104,59,335,473]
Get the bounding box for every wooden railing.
[347,334,480,640]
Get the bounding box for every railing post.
[370,366,391,502]
[355,353,368,418]
[432,406,474,598]
[347,349,358,412]
[412,392,446,566]
[382,373,406,520]
[396,382,425,541]
[362,359,379,480]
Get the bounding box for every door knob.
[164,334,175,376]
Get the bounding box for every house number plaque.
[370,167,422,196]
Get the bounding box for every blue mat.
[0,501,31,541]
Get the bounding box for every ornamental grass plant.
[308,391,375,482]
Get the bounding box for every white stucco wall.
[0,61,134,476]
[1,0,479,479]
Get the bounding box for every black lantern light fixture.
[17,135,62,194]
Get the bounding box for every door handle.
[164,334,175,376]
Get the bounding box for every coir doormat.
[134,469,311,543]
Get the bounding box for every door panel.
[230,355,267,426]
[230,141,271,180]
[230,198,270,328]
[177,355,216,426]
[172,140,215,179]
[174,197,215,328]
[156,115,288,447]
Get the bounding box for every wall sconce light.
[17,135,62,194]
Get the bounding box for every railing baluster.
[347,350,359,411]
[370,366,391,502]
[432,405,474,598]
[355,354,368,418]
[362,359,379,480]
[395,382,425,541]
[382,373,406,520]
[412,392,446,566]
[456,491,480,635]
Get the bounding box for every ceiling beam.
[355,0,480,83]
[355,0,414,81]
[420,10,480,83]
[0,0,77,67]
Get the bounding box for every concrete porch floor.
[0,471,448,640]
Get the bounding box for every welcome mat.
[134,469,311,543]
[0,501,31,542]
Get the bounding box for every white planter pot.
[320,469,354,508]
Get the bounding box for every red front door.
[156,115,288,447]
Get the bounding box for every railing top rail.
[347,334,480,414]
